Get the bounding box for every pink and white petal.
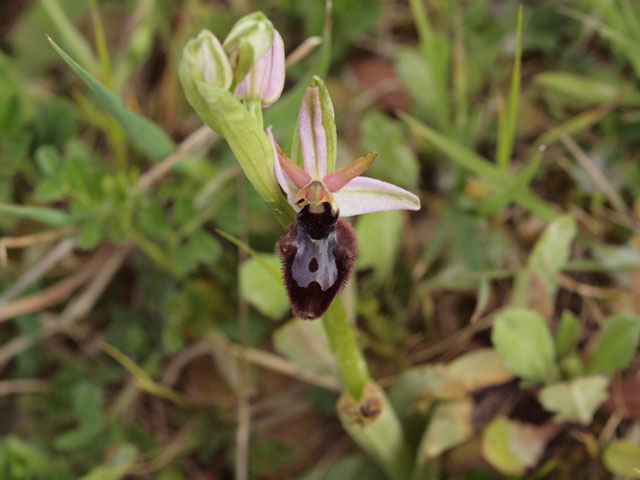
[333,176,421,217]
[298,86,327,179]
[267,126,299,206]
[261,31,285,106]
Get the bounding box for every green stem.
[322,297,370,400]
[245,99,264,128]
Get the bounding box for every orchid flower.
[267,85,420,219]
[267,81,420,319]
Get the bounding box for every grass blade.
[496,6,523,170]
[48,36,175,161]
[0,203,75,227]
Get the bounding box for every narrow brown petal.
[323,152,377,192]
[275,142,312,189]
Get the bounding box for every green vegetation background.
[1,0,640,479]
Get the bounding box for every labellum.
[277,181,356,319]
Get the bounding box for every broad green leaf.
[482,417,553,476]
[54,382,104,450]
[361,112,420,190]
[418,399,474,461]
[356,211,403,286]
[527,215,577,296]
[0,202,75,227]
[555,311,581,358]
[78,217,104,249]
[48,37,175,160]
[299,454,387,480]
[587,313,640,374]
[602,440,640,479]
[538,375,609,424]
[80,444,137,480]
[492,308,558,383]
[273,318,340,388]
[389,349,513,419]
[239,254,289,320]
[137,204,172,239]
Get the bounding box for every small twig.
[557,272,621,300]
[0,249,108,323]
[0,238,77,305]
[129,420,197,475]
[137,125,217,190]
[0,379,48,396]
[227,344,342,392]
[285,36,322,68]
[0,227,77,268]
[57,243,133,330]
[408,315,494,364]
[235,175,250,480]
[561,135,629,215]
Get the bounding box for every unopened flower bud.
[234,31,285,107]
[180,29,232,90]
[222,11,275,84]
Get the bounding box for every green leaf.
[41,0,99,74]
[527,215,577,296]
[587,313,640,374]
[477,149,542,215]
[602,440,640,479]
[80,444,137,480]
[555,311,581,358]
[78,217,104,249]
[538,375,609,424]
[496,6,523,170]
[361,112,419,190]
[401,112,558,220]
[492,308,558,383]
[137,204,172,239]
[48,36,175,160]
[356,211,403,287]
[54,381,104,450]
[273,318,340,389]
[418,399,474,461]
[482,417,553,476]
[239,254,289,320]
[0,202,75,227]
[535,71,640,107]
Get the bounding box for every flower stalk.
[322,298,370,399]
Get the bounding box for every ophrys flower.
[267,82,420,319]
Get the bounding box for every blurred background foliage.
[0,0,640,478]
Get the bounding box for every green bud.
[179,30,233,131]
[222,11,275,84]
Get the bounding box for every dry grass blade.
[0,227,77,268]
[0,249,108,323]
[0,379,48,396]
[0,238,77,304]
[561,135,629,215]
[137,125,217,190]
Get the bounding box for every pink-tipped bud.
[234,31,285,107]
